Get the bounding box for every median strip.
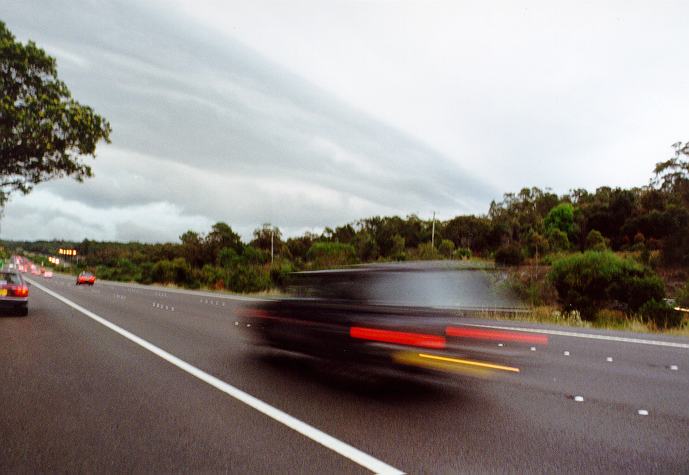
[27,278,403,475]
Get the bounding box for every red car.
[76,271,96,286]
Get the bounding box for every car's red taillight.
[350,326,446,349]
[10,286,29,297]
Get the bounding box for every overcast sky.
[2,0,688,242]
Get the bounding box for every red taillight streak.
[350,326,446,349]
[446,326,548,345]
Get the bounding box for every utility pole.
[270,228,274,265]
[431,211,436,248]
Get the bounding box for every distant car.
[76,271,96,286]
[0,270,29,316]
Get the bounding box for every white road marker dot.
[564,351,570,356]
[530,346,536,351]
[574,396,584,402]
[638,409,649,416]
[606,357,613,362]
[171,307,174,312]
[498,343,504,347]
[234,321,239,326]
[670,365,678,371]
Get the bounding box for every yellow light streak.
[417,353,520,373]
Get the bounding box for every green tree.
[544,203,574,236]
[0,22,111,205]
[652,141,689,204]
[206,222,242,264]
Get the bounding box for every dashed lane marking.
[26,278,403,475]
[464,323,689,349]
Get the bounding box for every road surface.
[1,273,688,473]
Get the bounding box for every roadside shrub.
[494,243,524,266]
[507,267,557,306]
[242,246,270,265]
[548,251,665,321]
[225,266,271,293]
[306,242,356,268]
[269,261,295,287]
[417,242,441,260]
[390,234,406,261]
[170,257,197,287]
[453,247,472,260]
[201,264,225,289]
[438,239,455,258]
[639,299,682,328]
[585,229,607,251]
[675,281,689,308]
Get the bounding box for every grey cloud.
[1,0,495,241]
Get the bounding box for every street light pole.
[431,211,436,248]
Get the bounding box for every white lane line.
[27,278,403,475]
[463,323,689,349]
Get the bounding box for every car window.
[0,272,22,285]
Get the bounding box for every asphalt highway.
[2,273,688,473]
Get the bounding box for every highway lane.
[3,273,689,473]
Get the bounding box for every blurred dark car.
[76,271,96,286]
[239,264,546,379]
[0,270,29,316]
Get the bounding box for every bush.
[547,228,570,252]
[438,239,455,258]
[548,251,665,321]
[585,229,607,251]
[225,265,271,293]
[201,264,225,289]
[675,281,689,308]
[639,299,682,328]
[453,247,472,260]
[417,242,441,260]
[507,267,557,306]
[306,242,356,268]
[269,261,295,287]
[494,244,524,266]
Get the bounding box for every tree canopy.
[0,21,111,205]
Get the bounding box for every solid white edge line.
[463,323,689,349]
[27,278,404,475]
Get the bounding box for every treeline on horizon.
[6,141,689,327]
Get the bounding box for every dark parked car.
[0,270,29,316]
[239,264,546,379]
